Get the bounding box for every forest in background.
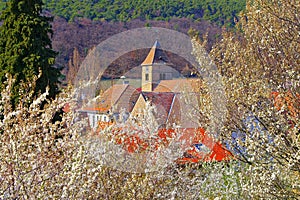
[42,0,245,27]
[0,0,246,83]
[52,17,222,83]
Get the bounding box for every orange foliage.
[271,91,300,119]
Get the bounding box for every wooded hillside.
[51,17,222,83]
[43,0,245,27]
[0,1,245,83]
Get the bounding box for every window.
[93,115,95,127]
[160,73,166,80]
[145,73,149,81]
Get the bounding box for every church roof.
[141,40,170,66]
[154,79,203,93]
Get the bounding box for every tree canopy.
[41,0,245,27]
[0,0,61,106]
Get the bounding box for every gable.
[130,94,147,117]
[114,85,140,113]
[131,92,176,126]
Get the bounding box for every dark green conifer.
[0,0,60,107]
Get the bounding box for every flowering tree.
[209,0,300,198]
[0,78,239,199]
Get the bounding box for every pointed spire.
[141,40,169,66]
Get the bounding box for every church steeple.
[141,40,169,66]
[141,40,170,92]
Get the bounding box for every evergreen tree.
[0,0,60,106]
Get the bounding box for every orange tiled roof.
[154,78,203,93]
[81,84,140,113]
[98,127,233,163]
[271,90,300,119]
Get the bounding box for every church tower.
[141,40,170,92]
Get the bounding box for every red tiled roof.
[101,127,233,163]
[141,92,176,125]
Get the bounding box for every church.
[79,40,233,163]
[81,40,203,130]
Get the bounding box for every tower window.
[160,73,166,80]
[145,73,149,81]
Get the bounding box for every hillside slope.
[51,17,222,83]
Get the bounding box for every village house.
[79,84,139,129]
